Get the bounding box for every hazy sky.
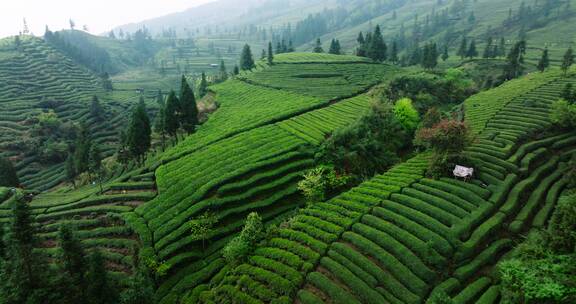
[0,0,216,38]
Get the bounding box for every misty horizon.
[0,0,216,38]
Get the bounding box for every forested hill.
[113,0,575,60]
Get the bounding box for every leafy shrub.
[297,166,351,203]
[222,237,252,266]
[547,194,576,253]
[421,107,443,129]
[415,119,473,178]
[317,102,408,177]
[561,83,576,103]
[223,212,264,266]
[394,98,420,132]
[498,195,576,303]
[551,99,576,129]
[386,70,475,113]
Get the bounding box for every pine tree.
[421,43,438,69]
[457,37,467,59]
[65,152,76,188]
[85,250,118,304]
[356,32,366,57]
[504,40,526,80]
[368,25,387,62]
[154,104,167,152]
[313,38,324,53]
[260,49,266,60]
[0,195,49,303]
[287,40,295,52]
[239,44,255,70]
[116,130,131,168]
[267,42,274,65]
[89,144,104,194]
[498,37,506,57]
[198,72,208,98]
[127,97,151,163]
[90,96,104,121]
[179,76,199,133]
[101,72,113,91]
[466,39,478,58]
[74,124,92,174]
[561,47,574,76]
[390,40,399,63]
[0,157,19,187]
[442,45,449,61]
[219,60,227,82]
[329,39,341,55]
[483,37,493,58]
[155,90,164,107]
[233,65,240,75]
[57,225,87,303]
[537,48,550,72]
[164,90,180,142]
[120,265,155,304]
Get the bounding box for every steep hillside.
[0,36,106,190]
[118,53,406,303]
[319,0,576,64]
[190,66,576,303]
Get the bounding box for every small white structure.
[454,165,474,181]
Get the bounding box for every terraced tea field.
[0,168,157,281]
[240,61,394,99]
[121,53,404,303]
[189,68,576,303]
[0,36,140,191]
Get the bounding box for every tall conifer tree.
[368,25,387,62]
[561,47,574,76]
[179,76,199,133]
[198,72,208,98]
[0,157,19,187]
[57,225,87,303]
[164,90,180,142]
[240,44,255,70]
[267,42,274,65]
[127,97,151,163]
[538,48,550,72]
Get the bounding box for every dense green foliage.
[0,158,19,187]
[499,194,576,303]
[316,102,408,178]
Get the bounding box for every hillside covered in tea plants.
[0,0,575,303]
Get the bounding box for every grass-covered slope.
[194,67,576,303]
[126,53,403,303]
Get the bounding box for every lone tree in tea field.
[164,90,180,143]
[179,76,199,133]
[538,48,550,72]
[267,41,274,65]
[88,144,104,194]
[313,38,324,53]
[240,44,255,71]
[189,212,218,251]
[127,97,151,163]
[562,47,574,76]
[0,157,19,187]
[198,72,208,98]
